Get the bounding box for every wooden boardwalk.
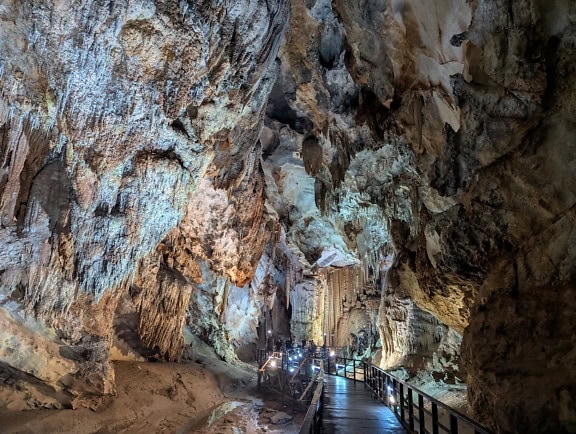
[322,375,407,433]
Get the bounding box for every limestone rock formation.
[0,0,289,407]
[263,0,576,432]
[0,0,575,433]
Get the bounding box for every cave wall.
[0,0,289,407]
[339,1,576,432]
[0,0,574,432]
[261,0,445,365]
[267,0,576,432]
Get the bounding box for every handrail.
[290,356,308,381]
[298,358,323,400]
[258,351,284,372]
[258,350,491,434]
[299,360,324,434]
[325,356,364,381]
[364,363,494,434]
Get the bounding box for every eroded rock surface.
[263,1,576,432]
[0,0,575,433]
[0,0,289,407]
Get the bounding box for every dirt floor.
[0,350,304,434]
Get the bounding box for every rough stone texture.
[0,0,575,432]
[270,1,576,432]
[0,0,289,407]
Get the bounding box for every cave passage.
[0,1,575,434]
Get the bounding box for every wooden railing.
[257,350,324,419]
[299,360,324,434]
[325,356,364,381]
[258,350,493,434]
[364,364,494,434]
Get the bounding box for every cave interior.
[0,0,575,433]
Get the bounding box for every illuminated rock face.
[0,0,575,432]
[0,0,288,407]
[265,1,576,433]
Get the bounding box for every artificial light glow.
[389,395,396,405]
[270,360,277,368]
[330,350,335,357]
[289,368,295,373]
[267,330,272,334]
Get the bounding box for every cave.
[0,1,574,433]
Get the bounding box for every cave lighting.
[330,350,335,357]
[270,360,277,368]
[389,395,396,405]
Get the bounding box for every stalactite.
[285,258,291,309]
[333,269,338,342]
[322,272,328,342]
[135,268,192,361]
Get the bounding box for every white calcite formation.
[0,0,289,407]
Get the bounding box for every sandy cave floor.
[0,360,304,434]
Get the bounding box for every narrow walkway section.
[322,375,407,433]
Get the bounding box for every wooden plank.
[321,375,407,433]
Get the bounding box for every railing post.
[400,383,405,424]
[418,394,425,434]
[392,379,398,415]
[432,402,439,434]
[385,375,389,403]
[353,360,356,382]
[344,359,348,379]
[366,364,374,390]
[318,378,324,433]
[368,365,372,390]
[450,414,459,434]
[408,388,414,431]
[367,365,374,391]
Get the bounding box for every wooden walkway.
[322,375,407,433]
